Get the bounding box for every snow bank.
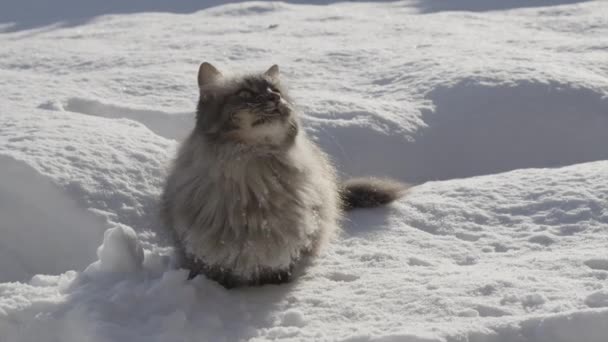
[1,0,608,341]
[314,79,608,183]
[2,160,607,341]
[0,155,105,283]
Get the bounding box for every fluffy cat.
[161,62,407,288]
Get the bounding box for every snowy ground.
[1,1,608,341]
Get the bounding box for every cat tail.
[340,177,409,211]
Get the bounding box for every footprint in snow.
[326,271,360,282]
[474,304,511,317]
[528,234,556,246]
[454,232,481,242]
[585,291,608,308]
[408,257,433,267]
[554,225,587,236]
[491,242,512,253]
[584,259,608,271]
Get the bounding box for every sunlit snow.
[1,1,607,341]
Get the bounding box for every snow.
[0,155,105,283]
[84,225,145,276]
[1,0,608,341]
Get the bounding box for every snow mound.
[317,79,608,183]
[84,225,144,276]
[63,97,194,141]
[411,80,608,181]
[0,155,105,283]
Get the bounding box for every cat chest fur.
[173,149,324,280]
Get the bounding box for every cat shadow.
[341,206,394,237]
[188,275,296,341]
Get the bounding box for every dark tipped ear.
[198,62,222,87]
[264,64,279,78]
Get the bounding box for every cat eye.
[237,90,253,99]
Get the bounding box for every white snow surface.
[1,1,608,341]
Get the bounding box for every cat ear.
[264,64,279,78]
[198,62,222,87]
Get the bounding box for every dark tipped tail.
[341,177,409,211]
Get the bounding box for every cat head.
[195,62,298,149]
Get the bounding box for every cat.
[161,62,407,288]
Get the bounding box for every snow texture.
[1,0,608,341]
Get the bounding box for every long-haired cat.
[161,62,407,288]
